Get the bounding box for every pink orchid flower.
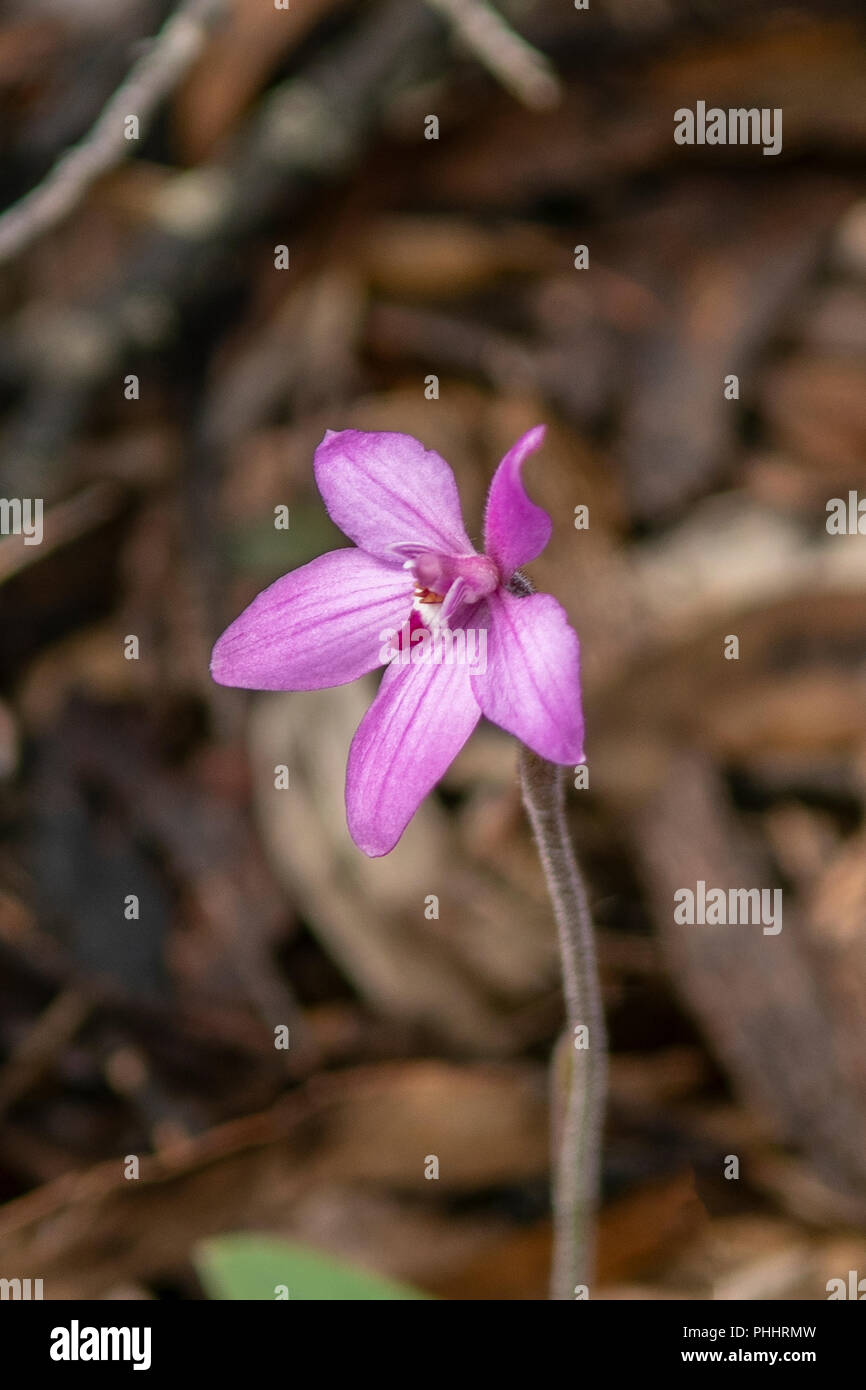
[211,425,583,856]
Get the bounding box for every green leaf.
[194,1234,431,1301]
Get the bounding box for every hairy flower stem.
[519,746,607,1301]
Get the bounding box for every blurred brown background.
[0,0,865,1299]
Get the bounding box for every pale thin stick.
[425,0,561,109]
[0,482,121,586]
[0,0,226,267]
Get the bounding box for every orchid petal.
[314,430,475,561]
[471,589,584,764]
[210,548,411,692]
[346,657,480,856]
[483,425,552,580]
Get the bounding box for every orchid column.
[211,424,606,1298]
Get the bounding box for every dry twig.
[425,0,561,109]
[0,0,227,267]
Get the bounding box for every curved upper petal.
[471,589,583,764]
[210,548,412,692]
[483,425,552,580]
[346,656,480,856]
[314,429,474,561]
